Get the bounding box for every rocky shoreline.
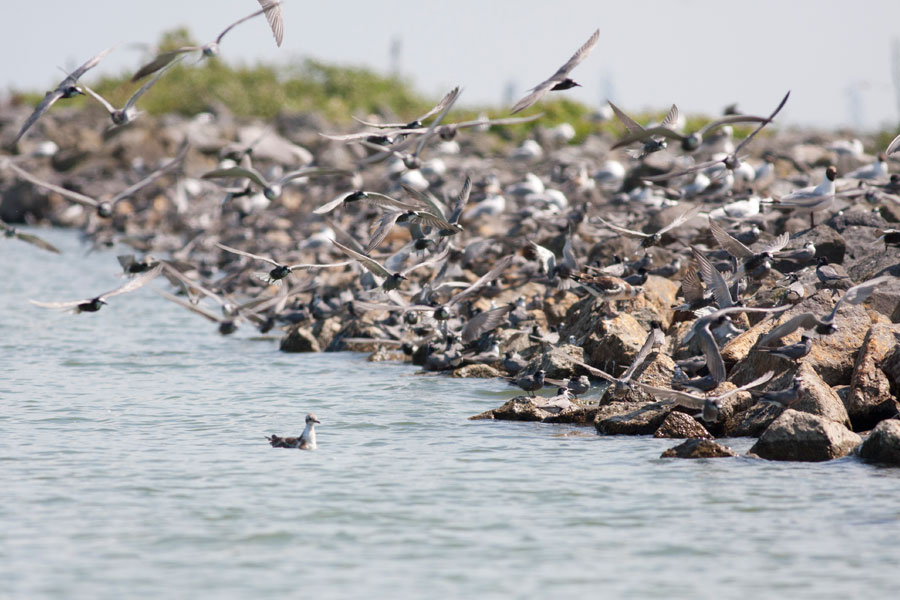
[3,97,900,464]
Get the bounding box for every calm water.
[2,228,899,600]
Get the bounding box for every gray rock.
[469,396,550,422]
[847,324,900,431]
[789,363,852,428]
[654,411,711,439]
[452,364,503,378]
[535,344,584,380]
[726,402,786,437]
[660,438,738,458]
[596,402,672,435]
[789,224,845,265]
[856,420,900,465]
[749,409,861,461]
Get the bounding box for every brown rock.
[367,347,406,362]
[660,438,738,458]
[856,420,900,465]
[280,325,321,353]
[562,302,647,373]
[654,412,711,439]
[726,402,785,437]
[469,396,550,422]
[452,364,503,378]
[847,324,900,431]
[749,409,861,461]
[790,363,852,428]
[535,344,584,379]
[596,402,672,435]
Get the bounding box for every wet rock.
[367,347,406,362]
[660,438,737,458]
[280,325,322,353]
[469,396,550,421]
[596,401,671,435]
[544,403,603,425]
[847,324,900,431]
[654,411,711,439]
[749,409,861,462]
[452,364,503,378]
[856,420,900,465]
[726,402,785,437]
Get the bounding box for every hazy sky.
[2,0,900,131]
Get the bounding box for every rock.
[789,223,845,264]
[847,324,900,431]
[596,401,672,435]
[452,364,503,378]
[279,325,321,353]
[856,420,900,465]
[544,403,603,425]
[367,347,406,362]
[726,402,786,437]
[561,302,647,373]
[749,409,861,461]
[654,412,711,439]
[626,275,679,329]
[469,396,550,422]
[660,438,738,458]
[542,290,581,327]
[788,363,852,428]
[535,344,584,379]
[313,316,344,349]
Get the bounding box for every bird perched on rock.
[507,369,545,397]
[756,335,813,363]
[815,257,852,294]
[267,414,320,449]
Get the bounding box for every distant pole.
[844,84,863,130]
[892,38,900,124]
[503,80,516,107]
[390,36,402,78]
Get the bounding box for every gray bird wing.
[828,275,893,321]
[14,89,65,143]
[364,211,404,254]
[633,382,705,409]
[461,305,512,344]
[608,100,645,134]
[709,218,754,258]
[447,255,514,307]
[681,266,704,304]
[593,215,646,239]
[695,323,727,383]
[400,246,451,277]
[257,0,284,46]
[6,162,98,208]
[331,240,391,278]
[657,205,701,235]
[757,312,820,345]
[759,232,790,255]
[692,246,734,309]
[124,55,183,111]
[215,242,280,267]
[528,241,557,274]
[719,370,775,399]
[81,85,116,114]
[621,329,661,382]
[887,132,900,156]
[696,114,770,136]
[202,165,269,189]
[215,3,273,44]
[110,143,187,205]
[733,90,790,155]
[660,104,679,128]
[611,126,684,149]
[131,48,196,82]
[100,264,163,300]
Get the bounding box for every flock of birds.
[3,2,900,450]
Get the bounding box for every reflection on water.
[1,229,898,599]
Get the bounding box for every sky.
[2,0,900,131]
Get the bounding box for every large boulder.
[847,324,900,431]
[561,303,647,373]
[749,409,861,461]
[856,420,900,465]
[596,402,672,435]
[280,325,321,353]
[470,396,550,422]
[788,363,852,428]
[726,402,786,437]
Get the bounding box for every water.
[2,228,899,599]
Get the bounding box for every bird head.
[825,166,837,181]
[306,414,321,425]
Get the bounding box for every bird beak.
[313,418,321,424]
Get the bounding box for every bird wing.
[215,242,280,267]
[759,232,790,255]
[155,289,224,324]
[413,86,461,156]
[709,217,754,258]
[99,264,163,300]
[364,211,404,254]
[696,114,770,136]
[461,305,512,344]
[6,162,98,207]
[216,3,273,43]
[68,46,116,81]
[110,143,187,205]
[621,329,661,381]
[733,90,790,155]
[448,175,472,224]
[330,240,391,278]
[757,312,820,345]
[633,382,705,409]
[691,246,734,309]
[455,114,544,129]
[886,132,900,156]
[722,371,775,399]
[681,266,704,304]
[593,215,646,239]
[278,166,351,184]
[202,165,268,189]
[657,205,701,235]
[527,241,557,274]
[608,100,645,134]
[131,48,195,82]
[510,82,555,115]
[447,255,514,306]
[257,0,284,46]
[610,126,683,149]
[11,231,61,254]
[124,55,184,111]
[571,359,618,383]
[364,191,423,213]
[828,275,893,321]
[13,89,65,143]
[660,104,679,128]
[695,323,727,383]
[81,85,116,114]
[551,28,600,80]
[400,247,451,277]
[416,86,464,124]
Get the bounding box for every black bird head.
[551,78,581,91]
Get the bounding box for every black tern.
[593,205,700,249]
[30,264,162,313]
[215,242,353,283]
[131,2,282,81]
[756,335,813,362]
[12,46,114,144]
[330,240,448,291]
[510,28,600,114]
[267,414,320,450]
[313,189,421,216]
[508,369,546,397]
[84,56,184,126]
[815,257,851,292]
[608,102,679,157]
[751,377,803,407]
[203,165,349,201]
[1,219,60,254]
[637,371,774,422]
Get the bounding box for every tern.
[764,166,837,227]
[202,165,349,201]
[1,219,60,254]
[30,264,162,313]
[510,28,600,114]
[636,371,774,422]
[215,242,353,283]
[84,56,183,126]
[12,46,114,145]
[592,205,700,249]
